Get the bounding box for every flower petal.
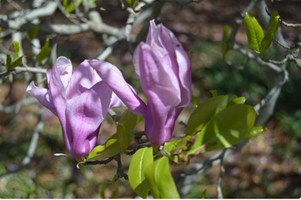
[26,81,57,116]
[134,43,183,145]
[88,60,147,116]
[48,59,68,147]
[53,56,73,89]
[109,92,126,109]
[135,43,181,108]
[66,60,101,100]
[175,47,192,107]
[66,81,112,158]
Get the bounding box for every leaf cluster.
[243,11,280,58]
[81,90,266,198]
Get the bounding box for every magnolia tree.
[0,0,299,198]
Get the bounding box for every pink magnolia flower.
[26,56,123,158]
[89,20,192,146]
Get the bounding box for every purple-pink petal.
[27,56,120,158]
[175,47,192,107]
[53,56,73,89]
[66,60,101,100]
[26,81,57,116]
[132,20,192,146]
[88,59,147,116]
[66,81,112,158]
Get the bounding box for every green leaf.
[243,12,264,52]
[116,109,138,153]
[36,39,51,65]
[269,11,280,31]
[9,56,25,71]
[227,96,246,107]
[6,54,12,71]
[144,157,179,199]
[245,125,267,139]
[100,184,106,199]
[201,189,208,198]
[12,41,19,60]
[85,133,121,162]
[128,147,153,198]
[64,0,82,13]
[188,104,256,154]
[187,50,191,59]
[126,0,139,10]
[209,90,218,97]
[259,11,280,55]
[26,24,39,41]
[221,24,230,59]
[164,135,192,153]
[186,95,228,136]
[105,174,118,184]
[190,93,197,107]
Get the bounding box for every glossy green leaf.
[245,125,267,139]
[188,104,256,154]
[128,147,153,198]
[117,109,138,153]
[36,39,51,65]
[190,93,197,107]
[259,11,280,55]
[244,12,264,52]
[85,133,121,162]
[186,95,228,136]
[144,157,179,199]
[126,0,139,10]
[26,24,39,41]
[221,24,230,59]
[227,96,246,107]
[12,41,19,60]
[269,11,280,30]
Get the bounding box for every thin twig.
[280,19,301,27]
[113,154,128,181]
[273,38,294,50]
[217,149,227,199]
[96,38,125,60]
[0,65,47,79]
[84,157,114,166]
[254,69,288,113]
[232,43,283,73]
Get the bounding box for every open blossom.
[89,19,192,146]
[26,56,123,158]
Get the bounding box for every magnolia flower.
[26,56,122,158]
[89,19,192,146]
